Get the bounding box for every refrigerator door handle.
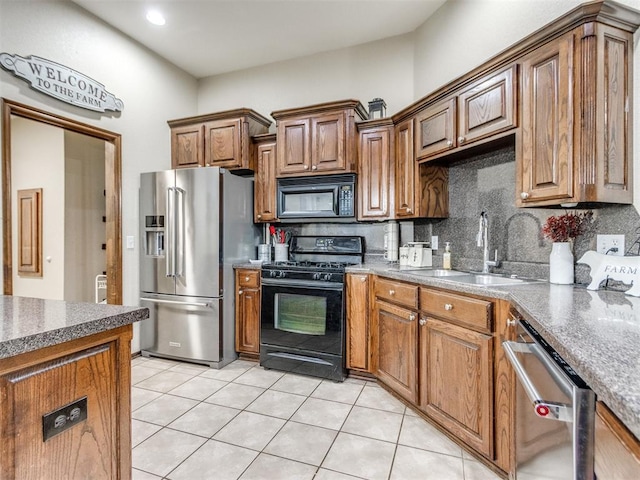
[175,187,185,277]
[166,186,175,277]
[140,297,214,308]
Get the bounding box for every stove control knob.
[277,271,286,278]
[313,272,321,280]
[323,274,332,281]
[270,270,277,278]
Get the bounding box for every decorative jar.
[549,242,574,284]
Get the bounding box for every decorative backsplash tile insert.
[414,142,640,285]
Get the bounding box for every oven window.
[284,192,334,213]
[275,293,326,335]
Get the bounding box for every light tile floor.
[131,356,502,480]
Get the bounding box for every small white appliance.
[407,242,432,267]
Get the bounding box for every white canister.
[274,244,289,263]
[383,221,399,261]
[257,244,271,263]
[399,246,410,266]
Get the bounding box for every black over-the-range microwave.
[276,173,356,222]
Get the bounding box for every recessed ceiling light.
[146,10,166,26]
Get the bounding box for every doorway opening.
[2,99,122,304]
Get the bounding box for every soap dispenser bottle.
[443,242,452,270]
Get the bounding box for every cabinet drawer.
[237,270,260,288]
[374,277,418,309]
[420,289,492,333]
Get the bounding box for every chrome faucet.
[477,211,500,273]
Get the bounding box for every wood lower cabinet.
[346,273,371,372]
[272,100,367,177]
[375,299,418,403]
[253,134,278,223]
[419,317,494,457]
[357,120,393,221]
[235,269,261,356]
[595,401,640,479]
[168,109,271,171]
[518,23,633,206]
[0,325,133,480]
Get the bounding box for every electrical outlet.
[431,236,438,250]
[596,234,625,256]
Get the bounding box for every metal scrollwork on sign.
[0,53,124,113]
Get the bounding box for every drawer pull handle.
[389,289,395,296]
[444,303,454,311]
[419,317,427,326]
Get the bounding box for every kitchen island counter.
[353,264,640,441]
[0,295,148,479]
[0,295,148,359]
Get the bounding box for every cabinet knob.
[507,318,516,327]
[419,317,427,326]
[520,192,530,200]
[257,214,262,219]
[409,313,416,322]
[245,276,250,282]
[444,303,454,311]
[360,276,367,282]
[238,290,244,295]
[312,165,317,171]
[458,136,465,144]
[389,289,395,296]
[406,207,412,213]
[304,165,309,170]
[447,140,453,147]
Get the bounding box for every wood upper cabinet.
[346,273,371,372]
[357,120,393,221]
[168,109,271,171]
[394,118,449,219]
[272,100,368,177]
[518,23,634,206]
[415,66,516,162]
[235,269,261,356]
[253,134,278,223]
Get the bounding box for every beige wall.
[11,117,65,300]
[197,34,416,121]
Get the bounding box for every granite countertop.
[356,262,640,440]
[0,296,149,360]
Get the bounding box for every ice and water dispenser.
[144,215,165,256]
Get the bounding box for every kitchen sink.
[397,268,468,277]
[446,274,534,286]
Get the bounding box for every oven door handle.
[503,340,574,422]
[261,278,344,290]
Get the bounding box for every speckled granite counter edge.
[0,306,149,360]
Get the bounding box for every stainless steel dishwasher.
[503,318,596,480]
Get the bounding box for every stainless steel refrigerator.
[139,167,259,368]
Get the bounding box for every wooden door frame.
[2,98,122,304]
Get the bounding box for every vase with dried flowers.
[542,211,593,284]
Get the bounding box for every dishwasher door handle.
[503,340,574,422]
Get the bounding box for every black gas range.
[260,236,364,381]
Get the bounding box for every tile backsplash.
[274,141,640,287]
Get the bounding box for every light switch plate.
[596,234,625,256]
[431,236,438,250]
[126,235,135,249]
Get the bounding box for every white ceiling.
[72,0,447,79]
